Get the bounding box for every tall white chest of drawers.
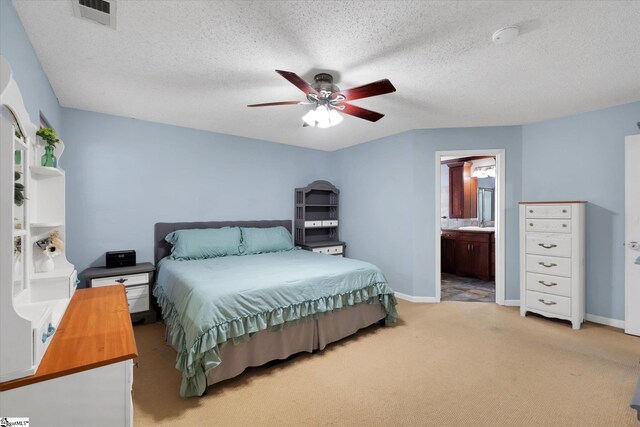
[519,201,586,329]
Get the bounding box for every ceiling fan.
[248,70,396,128]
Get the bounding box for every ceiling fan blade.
[333,79,396,101]
[275,70,319,95]
[247,101,305,107]
[340,103,385,122]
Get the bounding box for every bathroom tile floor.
[441,273,495,302]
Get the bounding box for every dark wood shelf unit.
[302,240,347,249]
[295,180,345,256]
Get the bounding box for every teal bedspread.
[153,249,398,397]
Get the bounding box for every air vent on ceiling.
[71,0,117,29]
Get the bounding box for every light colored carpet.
[132,300,639,426]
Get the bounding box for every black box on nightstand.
[106,250,136,268]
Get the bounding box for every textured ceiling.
[12,0,640,151]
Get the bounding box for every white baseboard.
[395,292,438,303]
[397,293,517,305]
[395,293,624,329]
[585,313,625,329]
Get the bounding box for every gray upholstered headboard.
[154,220,292,265]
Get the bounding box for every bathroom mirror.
[478,187,495,222]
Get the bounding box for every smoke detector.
[72,0,117,29]
[492,26,519,44]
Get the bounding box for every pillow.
[240,226,294,255]
[165,227,241,260]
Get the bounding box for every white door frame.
[434,149,506,305]
[625,134,640,336]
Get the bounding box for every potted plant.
[14,171,25,206]
[36,127,60,168]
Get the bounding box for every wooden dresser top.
[0,285,138,391]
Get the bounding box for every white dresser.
[519,201,586,329]
[0,286,137,426]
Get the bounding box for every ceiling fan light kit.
[303,105,343,128]
[248,70,396,129]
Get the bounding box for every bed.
[153,220,398,397]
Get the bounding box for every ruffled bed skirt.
[154,284,398,397]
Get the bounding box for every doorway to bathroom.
[434,149,506,305]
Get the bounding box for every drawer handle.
[529,223,534,227]
[538,280,557,287]
[562,224,567,228]
[41,323,56,343]
[116,278,128,284]
[562,209,567,213]
[529,209,533,213]
[538,262,557,268]
[538,243,557,249]
[538,299,557,306]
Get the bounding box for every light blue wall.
[0,0,61,130]
[61,108,332,281]
[522,101,640,321]
[332,126,522,298]
[332,132,415,295]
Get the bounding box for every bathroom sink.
[458,226,495,232]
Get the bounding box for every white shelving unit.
[0,55,77,382]
[29,166,64,178]
[30,222,64,228]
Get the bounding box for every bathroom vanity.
[441,227,495,281]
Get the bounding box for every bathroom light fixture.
[302,104,344,128]
[472,168,487,178]
[472,165,496,178]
